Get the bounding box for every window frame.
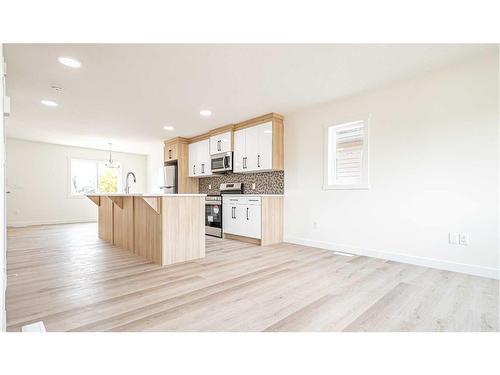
[323,116,370,190]
[68,157,123,198]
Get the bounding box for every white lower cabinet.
[222,196,261,239]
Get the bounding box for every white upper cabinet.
[188,142,197,177]
[210,131,232,155]
[257,122,273,170]
[233,129,246,173]
[188,139,212,177]
[232,121,273,173]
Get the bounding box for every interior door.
[233,129,245,173]
[257,122,273,170]
[245,125,259,171]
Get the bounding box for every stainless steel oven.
[205,195,222,237]
[205,183,243,238]
[211,152,232,173]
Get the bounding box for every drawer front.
[223,196,261,205]
[244,197,261,205]
[223,196,245,205]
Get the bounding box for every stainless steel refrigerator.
[161,165,178,194]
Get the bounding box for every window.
[70,159,122,196]
[324,119,369,190]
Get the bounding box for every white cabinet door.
[223,203,245,236]
[244,125,259,172]
[219,131,232,153]
[210,131,232,155]
[257,122,273,170]
[233,129,246,173]
[188,142,198,177]
[222,203,236,234]
[245,204,262,239]
[198,139,211,176]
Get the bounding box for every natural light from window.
[70,159,122,196]
[324,119,369,190]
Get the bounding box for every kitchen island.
[86,193,206,266]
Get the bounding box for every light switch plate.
[252,183,256,190]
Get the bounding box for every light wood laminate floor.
[6,223,499,332]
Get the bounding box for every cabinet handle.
[246,207,249,220]
[243,157,247,169]
[168,149,172,159]
[201,163,205,174]
[218,140,221,151]
[257,154,260,168]
[232,206,236,219]
[193,165,196,175]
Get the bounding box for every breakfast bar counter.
[86,194,206,266]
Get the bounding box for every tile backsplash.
[199,171,284,195]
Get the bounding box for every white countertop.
[86,193,207,197]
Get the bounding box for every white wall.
[6,139,147,227]
[146,143,164,194]
[284,53,499,279]
[1,44,6,331]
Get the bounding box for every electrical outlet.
[252,183,256,190]
[459,233,469,246]
[448,232,459,245]
[208,184,212,190]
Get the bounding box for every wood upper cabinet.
[233,120,279,173]
[164,141,178,161]
[163,137,198,193]
[188,139,212,177]
[210,131,232,155]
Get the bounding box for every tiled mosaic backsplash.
[198,171,284,195]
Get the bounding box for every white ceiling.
[4,44,495,155]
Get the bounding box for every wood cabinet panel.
[133,196,162,264]
[98,197,114,243]
[113,196,134,252]
[162,196,205,265]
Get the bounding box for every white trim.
[284,236,500,280]
[8,219,97,228]
[323,116,371,190]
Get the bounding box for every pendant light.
[105,143,119,168]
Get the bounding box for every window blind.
[331,121,365,185]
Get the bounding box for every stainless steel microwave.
[211,152,233,173]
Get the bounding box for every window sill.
[323,184,370,190]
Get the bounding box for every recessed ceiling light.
[200,109,212,117]
[163,125,174,131]
[41,99,58,107]
[58,56,81,68]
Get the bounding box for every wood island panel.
[133,196,162,264]
[162,196,205,265]
[261,196,284,246]
[113,196,134,252]
[98,197,114,243]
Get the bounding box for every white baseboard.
[7,218,97,228]
[284,236,499,280]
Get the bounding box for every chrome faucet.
[125,172,136,194]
